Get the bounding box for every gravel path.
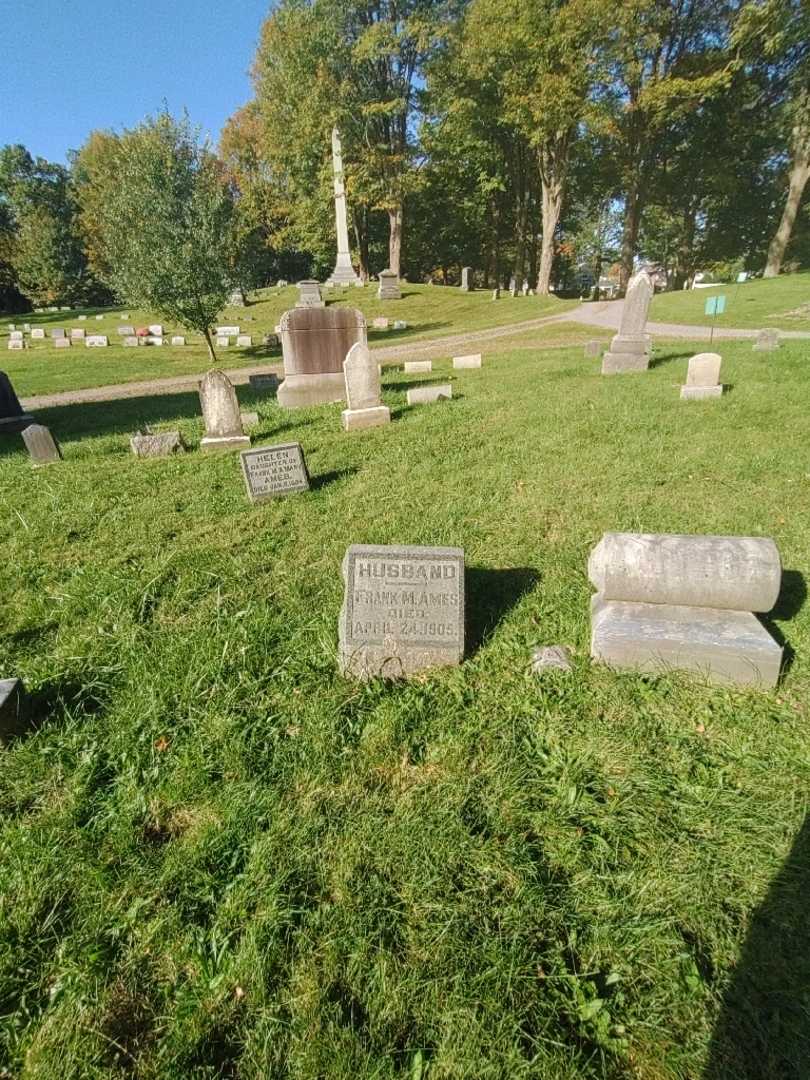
[19,302,809,411]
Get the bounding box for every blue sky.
[0,0,272,163]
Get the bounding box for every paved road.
[19,301,809,411]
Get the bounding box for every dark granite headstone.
[240,442,310,502]
[339,544,465,678]
[0,371,34,433]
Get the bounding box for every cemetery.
[2,0,810,1075]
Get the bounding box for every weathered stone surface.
[130,431,186,458]
[54,337,71,349]
[123,336,139,347]
[406,384,452,405]
[584,339,603,358]
[22,424,62,464]
[249,373,280,393]
[50,328,65,339]
[86,335,108,347]
[339,544,465,678]
[9,331,22,340]
[145,336,163,346]
[240,411,259,429]
[148,324,163,335]
[685,352,722,386]
[71,328,86,339]
[372,317,389,330]
[492,288,500,300]
[342,342,390,430]
[236,335,252,347]
[531,645,573,674]
[681,385,723,400]
[377,269,402,300]
[95,314,103,320]
[117,325,135,335]
[601,268,654,374]
[171,335,186,346]
[278,306,366,408]
[591,597,782,688]
[78,314,87,320]
[295,280,325,309]
[199,369,250,452]
[0,678,26,744]
[460,267,472,291]
[0,371,34,432]
[753,328,779,351]
[217,325,240,336]
[241,442,310,501]
[7,340,24,351]
[588,533,781,613]
[216,336,229,347]
[452,353,482,369]
[31,328,45,339]
[342,406,391,431]
[404,360,432,373]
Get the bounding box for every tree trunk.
[512,192,529,290]
[202,326,216,364]
[764,116,810,278]
[388,205,403,275]
[672,204,698,291]
[537,179,563,295]
[619,184,643,291]
[353,206,370,283]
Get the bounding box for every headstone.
[249,373,280,393]
[144,336,163,346]
[7,340,23,351]
[54,337,71,349]
[86,335,108,347]
[229,288,246,307]
[277,306,366,408]
[452,353,482,369]
[240,443,310,501]
[199,369,250,452]
[148,323,162,335]
[406,384,452,405]
[78,314,87,321]
[31,328,45,339]
[60,305,71,311]
[50,328,65,339]
[0,372,34,432]
[377,269,402,300]
[681,352,723,400]
[531,646,573,674]
[588,532,783,688]
[95,314,104,320]
[22,424,62,465]
[216,325,240,336]
[117,325,135,336]
[295,280,325,309]
[339,544,465,678]
[0,678,26,744]
[23,323,31,333]
[236,335,252,347]
[584,340,602,358]
[393,320,407,330]
[404,361,432,373]
[753,328,780,352]
[342,342,390,431]
[460,266,472,291]
[277,279,288,288]
[171,336,186,346]
[9,331,23,341]
[372,317,389,330]
[216,336,230,348]
[123,336,139,347]
[326,129,363,286]
[601,268,654,374]
[71,328,86,339]
[130,431,186,458]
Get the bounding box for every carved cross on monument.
[327,128,363,287]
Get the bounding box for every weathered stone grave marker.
[452,353,482,369]
[295,280,325,309]
[753,328,780,351]
[130,431,186,458]
[342,342,390,431]
[278,306,366,408]
[601,268,654,374]
[377,269,402,300]
[460,266,472,291]
[86,335,108,347]
[404,360,432,373]
[240,442,310,501]
[71,328,85,339]
[31,328,45,339]
[22,424,62,465]
[339,544,465,678]
[199,370,250,452]
[406,384,452,405]
[681,352,723,399]
[54,337,71,349]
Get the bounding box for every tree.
[95,113,236,362]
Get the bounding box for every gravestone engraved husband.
[339,544,465,678]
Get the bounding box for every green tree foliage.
[94,113,237,361]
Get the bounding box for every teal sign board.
[705,295,726,316]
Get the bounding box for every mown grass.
[649,271,810,330]
[1,285,574,398]
[1,339,809,1079]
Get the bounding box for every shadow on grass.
[2,675,109,746]
[310,466,359,492]
[704,815,810,1080]
[466,567,541,652]
[760,570,807,677]
[649,351,694,369]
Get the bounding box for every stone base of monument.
[680,385,723,400]
[277,372,346,408]
[601,336,651,374]
[590,596,782,688]
[342,405,390,431]
[200,434,252,453]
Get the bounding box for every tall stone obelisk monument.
[327,128,363,287]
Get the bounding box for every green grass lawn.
[649,271,810,330]
[2,285,575,398]
[1,339,809,1078]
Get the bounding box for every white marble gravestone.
[681,352,723,399]
[601,268,654,374]
[342,342,390,431]
[199,370,250,452]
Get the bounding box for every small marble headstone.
[50,328,65,339]
[236,335,252,347]
[406,384,452,405]
[123,336,139,347]
[372,317,389,330]
[217,325,240,336]
[342,342,390,431]
[22,424,62,465]
[295,280,325,309]
[531,645,573,674]
[31,328,45,339]
[460,267,472,291]
[452,353,482,369]
[7,340,23,351]
[681,352,723,399]
[54,337,71,349]
[71,328,86,339]
[95,314,104,320]
[393,320,407,330]
[117,325,135,336]
[404,360,432,373]
[171,335,186,346]
[9,331,23,341]
[249,373,279,393]
[199,369,250,452]
[339,544,465,678]
[86,335,108,347]
[240,442,310,501]
[145,335,163,346]
[78,314,87,321]
[23,323,31,333]
[753,328,779,351]
[130,431,186,457]
[216,336,229,348]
